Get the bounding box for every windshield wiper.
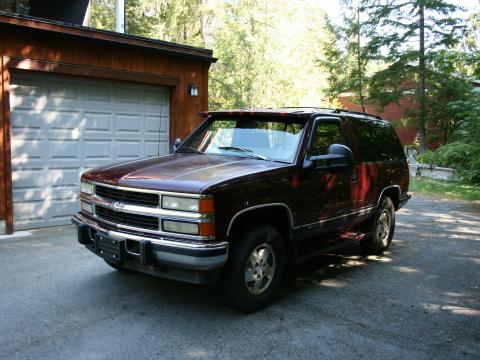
[175,147,205,154]
[217,146,270,161]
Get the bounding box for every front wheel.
[361,196,395,254]
[221,225,285,313]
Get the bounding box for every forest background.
[89,0,480,184]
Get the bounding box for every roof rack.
[333,108,382,120]
[276,106,382,120]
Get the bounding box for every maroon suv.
[72,108,410,312]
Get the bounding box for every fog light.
[162,220,198,235]
[81,201,93,214]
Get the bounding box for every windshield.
[178,117,306,163]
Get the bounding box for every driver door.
[295,118,353,235]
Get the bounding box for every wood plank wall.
[0,25,212,231]
[0,46,6,223]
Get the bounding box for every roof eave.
[0,12,217,63]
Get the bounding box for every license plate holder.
[95,233,125,263]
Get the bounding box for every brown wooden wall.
[0,23,212,232]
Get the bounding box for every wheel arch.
[226,204,294,260]
[378,185,401,210]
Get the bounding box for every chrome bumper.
[71,212,228,273]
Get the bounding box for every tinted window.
[349,119,405,162]
[308,122,346,157]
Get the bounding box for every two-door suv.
[72,108,410,312]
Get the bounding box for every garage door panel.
[145,115,167,134]
[84,140,112,160]
[12,138,44,161]
[84,84,111,103]
[12,169,44,189]
[48,79,79,100]
[46,168,79,187]
[45,110,81,131]
[116,114,142,133]
[116,86,141,104]
[116,141,141,159]
[10,109,44,133]
[84,112,112,133]
[48,140,79,160]
[145,142,161,157]
[11,72,169,230]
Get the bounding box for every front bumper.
[71,212,228,284]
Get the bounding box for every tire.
[104,259,133,272]
[221,224,285,313]
[361,196,395,254]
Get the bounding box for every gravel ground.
[0,195,479,360]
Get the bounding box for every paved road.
[0,195,479,360]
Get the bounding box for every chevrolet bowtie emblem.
[110,202,125,212]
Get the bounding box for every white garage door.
[10,72,170,230]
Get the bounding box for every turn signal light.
[199,198,215,213]
[199,222,215,237]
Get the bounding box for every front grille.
[95,185,159,207]
[95,206,159,230]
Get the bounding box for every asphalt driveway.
[0,195,479,360]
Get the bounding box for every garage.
[0,13,215,234]
[10,72,170,230]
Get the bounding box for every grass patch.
[409,177,480,201]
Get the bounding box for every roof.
[0,12,217,63]
[201,107,383,121]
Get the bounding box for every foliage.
[417,142,480,185]
[89,0,330,110]
[317,0,383,111]
[362,0,467,153]
[410,177,480,201]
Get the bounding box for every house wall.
[0,20,212,233]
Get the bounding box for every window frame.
[305,117,349,159]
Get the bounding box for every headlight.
[162,196,199,212]
[81,201,93,214]
[162,196,214,213]
[81,181,94,195]
[163,220,199,235]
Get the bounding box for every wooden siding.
[0,55,6,222]
[0,20,213,232]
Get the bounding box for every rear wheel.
[361,196,395,254]
[221,225,285,313]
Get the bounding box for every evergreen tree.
[363,0,466,153]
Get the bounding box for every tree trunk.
[357,0,366,113]
[418,4,427,153]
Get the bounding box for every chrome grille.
[95,206,159,230]
[95,185,159,207]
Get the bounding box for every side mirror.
[303,144,354,171]
[172,138,182,153]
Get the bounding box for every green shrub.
[416,150,437,165]
[417,142,480,185]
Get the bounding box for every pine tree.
[318,0,379,112]
[363,0,466,153]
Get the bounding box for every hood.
[82,154,289,193]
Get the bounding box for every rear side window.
[349,118,405,162]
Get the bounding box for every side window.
[349,118,405,162]
[308,122,346,157]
